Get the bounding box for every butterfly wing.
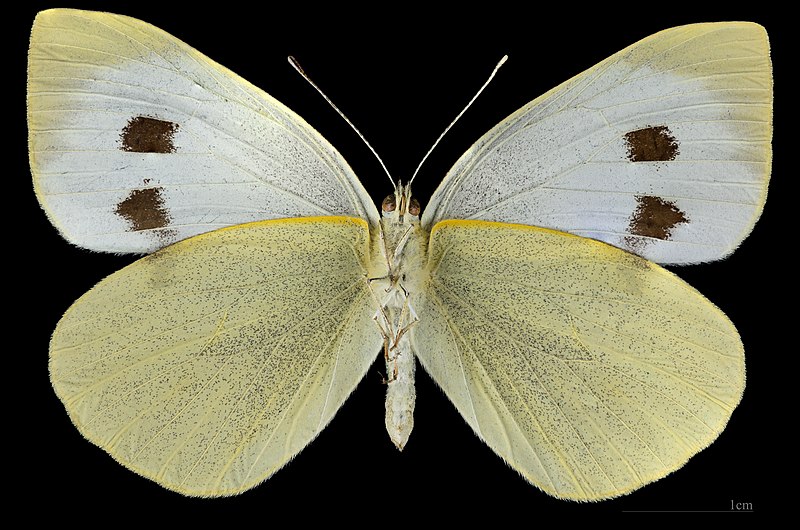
[422,23,772,264]
[411,220,743,500]
[49,217,381,496]
[28,9,379,254]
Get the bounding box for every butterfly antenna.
[409,55,508,185]
[289,56,396,187]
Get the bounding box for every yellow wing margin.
[412,219,744,500]
[50,216,381,496]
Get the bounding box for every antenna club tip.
[288,56,305,74]
[499,55,509,65]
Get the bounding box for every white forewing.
[423,23,772,264]
[28,9,379,254]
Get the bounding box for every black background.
[15,1,784,519]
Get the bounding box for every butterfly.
[28,9,772,501]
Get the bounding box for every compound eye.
[408,197,421,216]
[382,194,397,213]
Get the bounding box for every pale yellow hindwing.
[50,217,381,496]
[412,220,744,500]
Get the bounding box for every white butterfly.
[29,9,771,501]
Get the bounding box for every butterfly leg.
[388,286,419,354]
[390,225,414,263]
[366,275,403,383]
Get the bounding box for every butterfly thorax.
[373,184,428,449]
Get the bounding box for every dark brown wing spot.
[626,195,688,249]
[120,117,179,153]
[624,126,679,162]
[115,187,172,232]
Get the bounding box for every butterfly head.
[381,182,420,225]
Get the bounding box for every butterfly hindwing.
[412,220,744,500]
[49,216,381,496]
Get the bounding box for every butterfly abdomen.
[384,332,417,450]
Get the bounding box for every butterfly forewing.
[423,23,772,264]
[28,9,379,254]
